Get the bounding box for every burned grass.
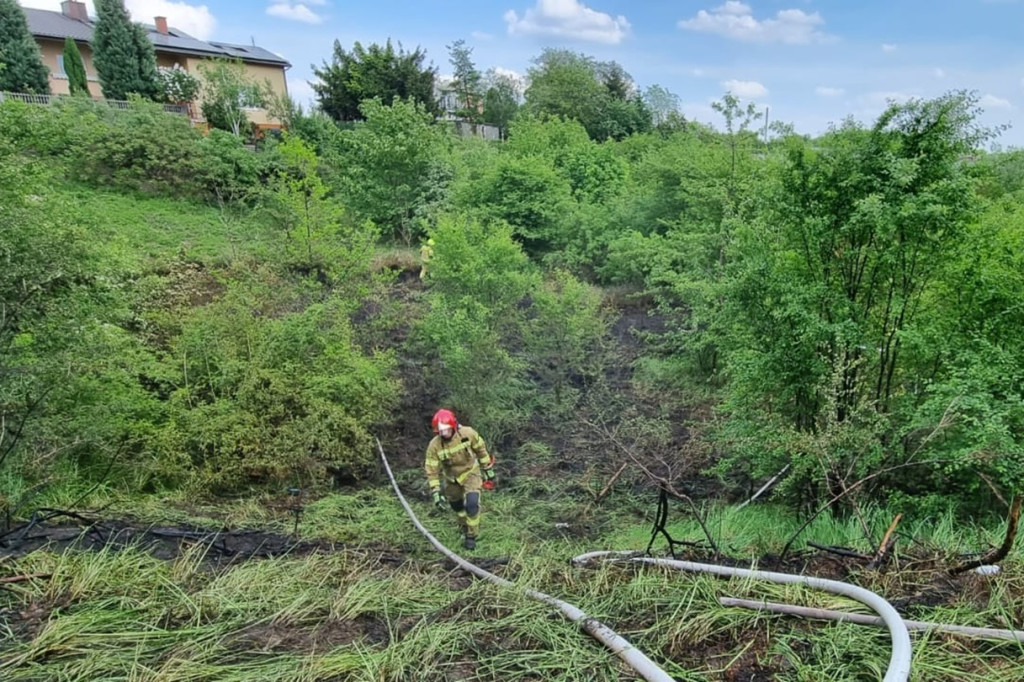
[1,501,1022,681]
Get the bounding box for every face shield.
[438,423,454,439]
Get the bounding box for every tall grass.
[2,479,1022,681]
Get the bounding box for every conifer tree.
[62,37,89,96]
[93,0,159,100]
[0,0,51,94]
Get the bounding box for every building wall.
[37,38,103,98]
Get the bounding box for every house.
[24,0,291,130]
[433,76,499,140]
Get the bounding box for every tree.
[597,61,632,100]
[446,39,482,121]
[62,37,89,97]
[336,97,449,243]
[93,0,160,100]
[524,48,650,141]
[197,58,268,136]
[265,135,376,280]
[0,0,51,94]
[312,39,438,122]
[726,92,989,434]
[643,84,681,127]
[482,68,522,139]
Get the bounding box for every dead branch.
[975,471,1009,508]
[949,495,1021,576]
[806,541,872,560]
[719,597,1024,642]
[584,419,719,554]
[868,514,902,570]
[909,395,960,459]
[0,573,51,585]
[595,463,628,502]
[736,464,789,510]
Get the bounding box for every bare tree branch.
[949,495,1021,576]
[584,418,719,553]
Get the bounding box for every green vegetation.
[62,37,89,97]
[1,32,1023,678]
[197,58,270,137]
[92,0,160,101]
[1,491,1021,681]
[313,39,439,122]
[0,0,51,94]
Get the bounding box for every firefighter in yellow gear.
[424,408,496,550]
[419,238,434,280]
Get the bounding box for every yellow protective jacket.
[424,426,493,491]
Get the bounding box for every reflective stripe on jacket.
[424,426,493,490]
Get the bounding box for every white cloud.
[679,1,828,44]
[490,66,528,94]
[815,86,844,97]
[266,2,324,24]
[504,0,631,45]
[471,30,493,40]
[18,0,217,39]
[980,94,1012,110]
[721,78,767,98]
[934,68,945,78]
[492,66,524,81]
[881,43,897,52]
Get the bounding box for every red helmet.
[431,409,458,434]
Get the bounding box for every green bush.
[158,270,399,492]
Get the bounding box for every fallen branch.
[595,463,628,502]
[807,542,872,560]
[949,495,1021,576]
[720,597,1024,643]
[0,572,51,585]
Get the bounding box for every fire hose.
[380,440,916,681]
[377,439,676,682]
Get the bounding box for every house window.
[57,54,67,77]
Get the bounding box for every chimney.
[61,1,89,22]
[155,16,169,35]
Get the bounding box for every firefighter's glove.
[482,467,497,491]
[432,489,446,510]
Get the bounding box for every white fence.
[0,91,189,116]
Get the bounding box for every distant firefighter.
[419,238,434,280]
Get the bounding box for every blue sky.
[19,0,1024,147]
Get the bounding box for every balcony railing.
[0,91,189,116]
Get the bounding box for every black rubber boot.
[463,536,476,550]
